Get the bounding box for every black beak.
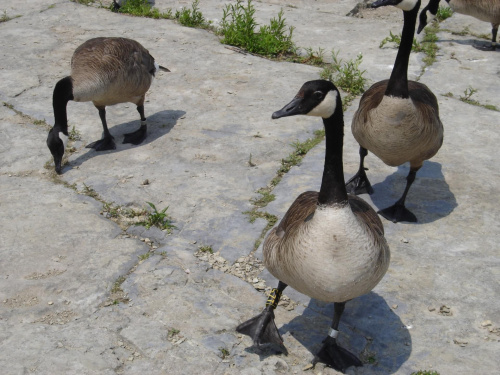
[371,0,399,8]
[272,97,304,119]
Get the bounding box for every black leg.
[123,105,148,145]
[378,169,418,223]
[236,281,287,348]
[473,26,498,51]
[346,147,374,195]
[312,302,362,373]
[86,107,116,150]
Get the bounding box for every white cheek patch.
[59,132,69,149]
[396,0,418,11]
[427,10,436,23]
[307,90,337,118]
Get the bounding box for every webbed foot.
[236,309,284,348]
[346,169,374,195]
[312,336,362,373]
[86,136,116,151]
[378,202,417,223]
[123,125,147,145]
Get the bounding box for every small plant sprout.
[460,86,478,103]
[218,347,230,359]
[136,202,176,232]
[198,245,214,254]
[68,126,82,141]
[114,0,173,19]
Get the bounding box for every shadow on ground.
[242,292,411,374]
[63,109,185,173]
[370,161,457,224]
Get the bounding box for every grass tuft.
[115,0,173,19]
[219,0,295,57]
[135,202,176,232]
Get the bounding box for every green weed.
[459,87,499,111]
[168,328,180,337]
[82,183,99,198]
[115,0,173,19]
[136,202,176,232]
[198,245,214,254]
[218,347,230,359]
[251,188,275,207]
[320,50,366,96]
[138,252,151,261]
[288,47,325,66]
[411,371,440,375]
[175,0,209,28]
[379,30,423,52]
[68,126,82,141]
[111,276,126,294]
[0,10,21,22]
[436,6,453,21]
[219,0,295,57]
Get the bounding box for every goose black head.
[272,80,339,120]
[417,0,438,34]
[47,128,66,174]
[371,0,420,11]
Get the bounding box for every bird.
[346,0,444,223]
[46,37,170,174]
[236,80,390,373]
[418,0,500,51]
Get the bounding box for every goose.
[418,0,500,51]
[236,80,390,373]
[46,37,170,174]
[346,0,443,223]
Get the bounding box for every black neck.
[317,97,348,206]
[429,0,441,14]
[385,1,420,98]
[52,76,74,135]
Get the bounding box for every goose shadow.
[436,38,499,51]
[243,293,411,374]
[369,161,457,224]
[62,109,185,173]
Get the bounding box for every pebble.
[48,301,53,305]
[142,179,149,185]
[402,238,409,243]
[428,306,436,312]
[302,363,314,371]
[481,320,492,327]
[392,304,398,309]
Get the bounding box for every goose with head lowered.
[346,0,444,223]
[47,37,170,174]
[236,80,390,373]
[418,0,500,51]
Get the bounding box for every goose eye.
[314,91,324,100]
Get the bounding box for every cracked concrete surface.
[0,1,499,374]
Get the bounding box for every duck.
[46,37,170,174]
[418,0,500,51]
[346,0,443,223]
[236,80,390,373]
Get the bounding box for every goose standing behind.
[47,37,170,174]
[418,0,500,51]
[236,80,390,373]
[346,0,443,223]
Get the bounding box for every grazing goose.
[418,0,500,51]
[46,37,170,174]
[236,80,390,373]
[346,0,443,223]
